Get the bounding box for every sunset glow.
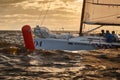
[0,0,83,31]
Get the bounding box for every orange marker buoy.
[22,25,35,50]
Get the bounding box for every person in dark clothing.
[100,30,105,37]
[105,30,113,43]
[111,31,119,42]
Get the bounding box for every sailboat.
[22,0,120,51]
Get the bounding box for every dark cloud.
[0,0,27,14]
[0,0,26,4]
[50,7,74,15]
[61,0,75,3]
[37,0,54,4]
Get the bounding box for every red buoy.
[22,25,35,50]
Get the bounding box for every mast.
[79,0,86,36]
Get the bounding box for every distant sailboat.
[22,0,120,51]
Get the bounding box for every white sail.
[83,0,120,25]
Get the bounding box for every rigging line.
[89,13,120,21]
[83,21,120,26]
[117,16,120,18]
[83,25,103,34]
[36,0,52,25]
[87,2,120,6]
[40,0,52,26]
[36,2,46,25]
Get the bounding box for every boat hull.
[34,38,95,50]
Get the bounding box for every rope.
[36,2,45,25]
[40,0,52,26]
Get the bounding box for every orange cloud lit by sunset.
[0,0,83,31]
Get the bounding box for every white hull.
[34,36,102,50]
[34,36,120,50]
[34,38,95,50]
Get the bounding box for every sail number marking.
[34,41,42,47]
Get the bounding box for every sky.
[0,0,83,31]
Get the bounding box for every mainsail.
[80,0,120,35]
[83,0,120,25]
